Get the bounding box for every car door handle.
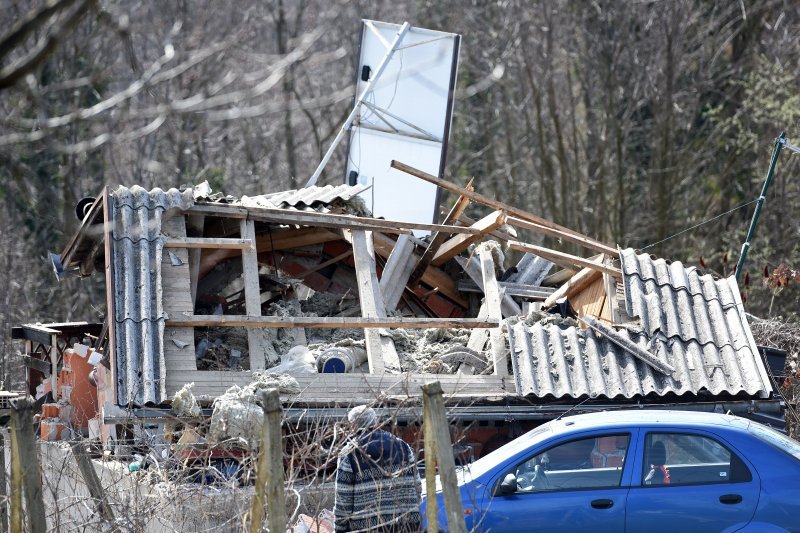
[719,494,742,505]
[591,499,614,509]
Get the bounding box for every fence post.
[71,441,117,528]
[10,399,46,533]
[250,388,286,533]
[422,381,466,533]
[423,390,438,533]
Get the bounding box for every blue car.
[422,410,800,532]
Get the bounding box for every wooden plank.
[295,250,353,279]
[457,280,555,299]
[509,241,621,277]
[11,399,47,533]
[506,216,617,257]
[458,213,517,242]
[167,314,499,329]
[390,160,618,256]
[186,215,205,306]
[241,219,266,370]
[543,266,602,308]
[164,237,252,249]
[351,230,396,373]
[478,245,507,377]
[372,232,468,308]
[571,276,607,320]
[432,210,507,266]
[454,256,521,318]
[189,203,479,235]
[379,234,416,312]
[410,178,474,284]
[250,389,286,533]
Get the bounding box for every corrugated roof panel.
[111,185,194,406]
[508,248,772,400]
[241,184,369,210]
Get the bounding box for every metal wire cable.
[640,199,759,251]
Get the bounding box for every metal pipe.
[735,132,785,281]
[306,22,410,187]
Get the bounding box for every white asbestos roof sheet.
[507,248,772,400]
[240,183,369,210]
[111,185,194,406]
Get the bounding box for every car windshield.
[749,422,800,461]
[459,423,554,481]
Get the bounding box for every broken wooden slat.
[167,314,500,329]
[432,210,507,266]
[390,160,618,256]
[457,213,517,242]
[478,245,508,377]
[379,234,416,312]
[543,266,602,308]
[372,232,468,308]
[241,219,267,370]
[571,275,607,320]
[509,241,621,277]
[190,203,481,235]
[506,216,617,257]
[409,178,474,284]
[351,230,398,373]
[164,237,252,249]
[455,256,522,318]
[457,280,555,299]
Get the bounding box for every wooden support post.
[10,399,46,533]
[71,442,116,528]
[250,389,286,533]
[379,234,416,312]
[478,245,507,377]
[423,390,438,533]
[431,210,506,266]
[241,220,268,369]
[410,178,474,285]
[455,257,521,318]
[186,215,205,307]
[351,230,401,373]
[421,382,466,533]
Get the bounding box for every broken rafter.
[390,160,618,256]
[188,203,480,236]
[167,314,500,329]
[164,237,252,250]
[508,241,621,278]
[409,178,474,284]
[431,210,506,266]
[543,265,602,308]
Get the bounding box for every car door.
[478,431,637,533]
[626,429,760,533]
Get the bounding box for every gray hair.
[347,405,378,429]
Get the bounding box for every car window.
[748,423,800,461]
[641,432,751,486]
[509,434,630,493]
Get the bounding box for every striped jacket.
[334,429,421,532]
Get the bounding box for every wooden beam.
[543,266,602,308]
[189,203,479,235]
[372,232,468,308]
[457,279,555,300]
[379,234,416,312]
[351,230,398,373]
[164,237,253,250]
[509,241,621,277]
[455,256,521,318]
[390,160,618,256]
[409,178,474,284]
[241,220,268,370]
[457,213,516,242]
[295,250,353,279]
[432,210,507,266]
[186,215,205,306]
[167,314,500,329]
[478,245,507,377]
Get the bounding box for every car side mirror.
[495,473,517,496]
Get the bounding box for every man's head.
[347,405,378,430]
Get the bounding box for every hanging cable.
[640,199,758,251]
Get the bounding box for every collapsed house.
[12,160,781,460]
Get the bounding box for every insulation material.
[171,383,201,417]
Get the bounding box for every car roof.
[551,409,751,434]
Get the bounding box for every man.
[334,406,421,532]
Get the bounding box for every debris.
[172,383,201,418]
[268,346,317,374]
